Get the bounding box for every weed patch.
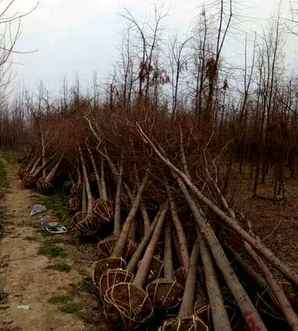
[0,151,16,164]
[59,302,81,314]
[48,294,81,315]
[46,262,71,273]
[0,158,8,192]
[48,295,72,305]
[77,277,94,294]
[34,192,70,224]
[38,242,67,258]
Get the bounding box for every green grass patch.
[38,242,67,258]
[48,294,72,305]
[59,302,81,314]
[0,158,8,192]
[46,262,72,273]
[35,192,70,224]
[48,294,81,315]
[0,208,7,238]
[0,151,16,164]
[77,277,94,294]
[44,236,65,244]
[40,231,65,244]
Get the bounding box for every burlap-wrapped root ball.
[68,195,81,215]
[194,303,210,327]
[138,255,163,285]
[22,174,38,189]
[104,282,153,330]
[147,278,184,310]
[93,199,114,224]
[161,315,209,331]
[92,257,127,290]
[96,235,137,261]
[36,178,54,194]
[69,212,102,237]
[98,268,134,299]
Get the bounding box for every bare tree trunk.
[114,158,123,236]
[245,243,298,331]
[164,219,174,279]
[127,214,159,273]
[112,173,148,258]
[133,201,168,287]
[100,158,108,202]
[44,154,63,183]
[167,185,189,271]
[140,201,151,236]
[199,233,232,331]
[136,124,298,286]
[177,176,268,331]
[41,131,46,178]
[86,143,102,196]
[179,238,200,318]
[79,147,93,215]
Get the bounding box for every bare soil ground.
[235,174,298,274]
[229,172,298,308]
[0,159,107,331]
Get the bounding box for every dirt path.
[0,160,90,331]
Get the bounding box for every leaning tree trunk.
[70,148,101,237]
[113,157,123,236]
[37,154,64,194]
[97,205,162,302]
[103,201,168,330]
[86,142,102,197]
[23,155,54,189]
[136,124,298,286]
[176,176,268,331]
[161,239,208,331]
[167,184,190,273]
[147,218,184,310]
[245,242,298,331]
[93,173,148,289]
[199,232,232,331]
[79,146,93,216]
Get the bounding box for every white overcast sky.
[9,0,298,96]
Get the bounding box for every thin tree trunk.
[44,154,63,183]
[140,201,151,236]
[82,183,87,214]
[41,131,46,178]
[79,147,93,215]
[179,238,200,318]
[114,158,123,236]
[228,246,269,291]
[112,173,148,258]
[164,219,174,279]
[133,201,168,288]
[127,215,159,274]
[136,124,298,286]
[167,185,189,271]
[177,176,268,331]
[86,143,102,197]
[29,157,41,175]
[245,243,298,331]
[199,233,232,331]
[100,158,108,202]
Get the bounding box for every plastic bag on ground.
[30,204,47,216]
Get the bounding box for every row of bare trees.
[15,93,298,330]
[1,3,298,329]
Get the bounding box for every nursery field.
[0,0,298,330]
